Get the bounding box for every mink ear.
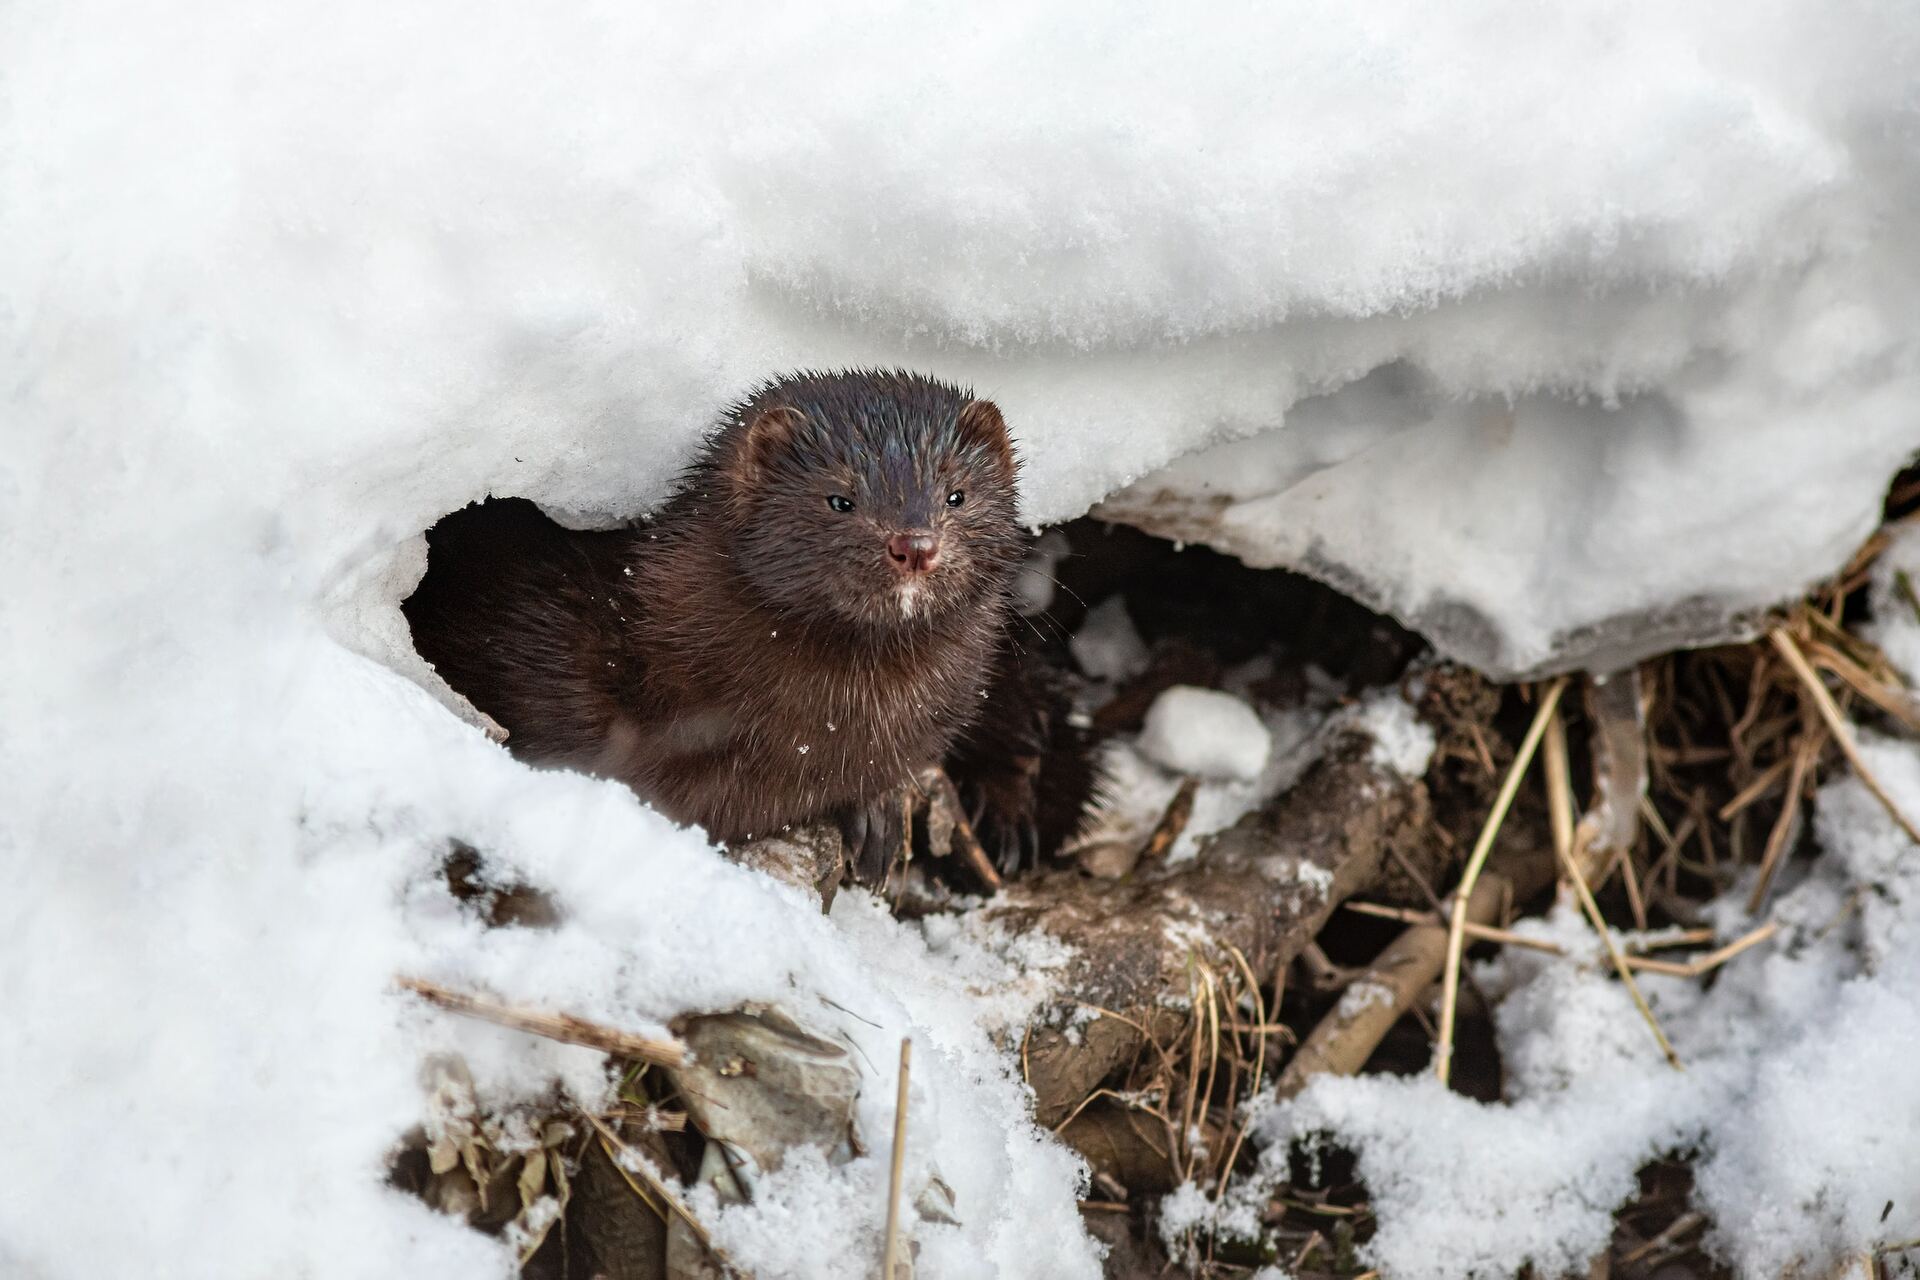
[739,405,806,480]
[956,399,1015,473]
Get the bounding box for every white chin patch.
[898,583,920,618]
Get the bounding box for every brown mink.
[402,370,1033,881]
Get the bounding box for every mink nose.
[886,531,941,576]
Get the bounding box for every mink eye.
[946,490,966,507]
[826,495,855,513]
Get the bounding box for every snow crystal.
[1285,860,1336,895]
[1157,1178,1265,1257]
[1334,980,1397,1019]
[1137,687,1273,783]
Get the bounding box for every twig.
[1717,755,1792,821]
[1051,1085,1149,1135]
[1349,896,1770,975]
[1640,796,1698,898]
[1614,841,1650,931]
[1344,901,1567,954]
[1621,921,1780,978]
[1212,943,1270,1198]
[1297,941,1356,992]
[884,1038,911,1280]
[1386,840,1454,921]
[607,1105,688,1131]
[1342,900,1438,924]
[1638,794,1674,846]
[1291,877,1752,1103]
[1183,961,1222,1182]
[397,977,687,1067]
[1436,676,1567,1085]
[1771,628,1920,845]
[1545,694,1577,855]
[1620,1211,1706,1266]
[1895,569,1920,629]
[1290,1231,1327,1273]
[1807,639,1920,734]
[1286,871,1521,1098]
[922,767,1004,891]
[1139,777,1200,862]
[1631,928,1717,951]
[1464,722,1498,775]
[1805,601,1894,677]
[1566,838,1682,1069]
[1748,720,1825,911]
[947,808,1003,892]
[1546,709,1683,1071]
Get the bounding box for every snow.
[1101,364,1920,679]
[1157,1177,1264,1258]
[1866,524,1920,687]
[1067,667,1372,867]
[1069,595,1151,684]
[1342,686,1437,778]
[1137,687,1273,783]
[8,0,1920,1275]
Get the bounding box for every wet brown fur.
[402,370,1026,853]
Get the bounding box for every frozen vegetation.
[5,0,1919,1276]
[1249,533,1920,1278]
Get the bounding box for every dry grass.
[1434,676,1568,1085]
[1157,506,1920,1276]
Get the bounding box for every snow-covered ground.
[1249,531,1920,1278]
[6,1,1919,1276]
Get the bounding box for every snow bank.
[8,0,1920,1274]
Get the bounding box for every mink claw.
[838,790,913,890]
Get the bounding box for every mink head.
[716,369,1026,630]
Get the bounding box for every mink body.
[403,371,1031,875]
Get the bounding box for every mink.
[403,369,1051,882]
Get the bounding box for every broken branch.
[397,976,688,1068]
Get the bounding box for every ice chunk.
[1070,595,1151,682]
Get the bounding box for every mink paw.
[836,771,1009,895]
[837,789,913,889]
